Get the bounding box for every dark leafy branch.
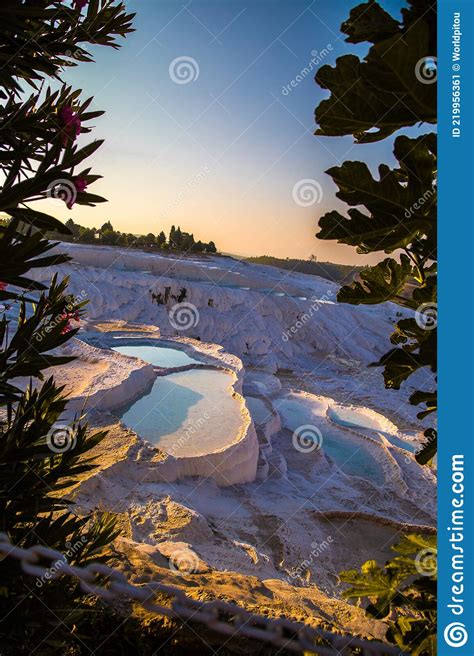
[315,1,437,465]
[0,1,134,651]
[340,534,437,656]
[315,3,437,654]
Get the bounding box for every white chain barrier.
[0,533,404,655]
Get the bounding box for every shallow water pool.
[328,406,416,452]
[117,369,243,456]
[275,397,385,484]
[112,344,200,368]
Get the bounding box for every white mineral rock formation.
[27,244,435,601]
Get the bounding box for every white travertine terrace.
[27,244,436,602]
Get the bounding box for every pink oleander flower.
[74,177,88,193]
[61,321,73,335]
[58,105,81,146]
[66,177,88,209]
[74,0,89,9]
[60,310,80,334]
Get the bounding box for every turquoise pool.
[275,397,385,485]
[117,369,243,456]
[328,406,417,453]
[112,343,200,368]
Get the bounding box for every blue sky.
[60,0,426,264]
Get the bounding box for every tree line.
[62,219,218,253]
[246,255,364,284]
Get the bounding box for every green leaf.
[415,429,437,465]
[337,256,413,305]
[315,22,436,142]
[341,1,400,44]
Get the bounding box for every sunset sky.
[56,0,428,264]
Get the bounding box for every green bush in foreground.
[0,1,133,651]
[340,534,437,656]
[314,2,437,654]
[315,0,437,464]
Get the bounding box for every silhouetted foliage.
[315,2,437,654]
[56,219,219,253]
[315,0,437,465]
[0,0,134,651]
[340,534,437,656]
